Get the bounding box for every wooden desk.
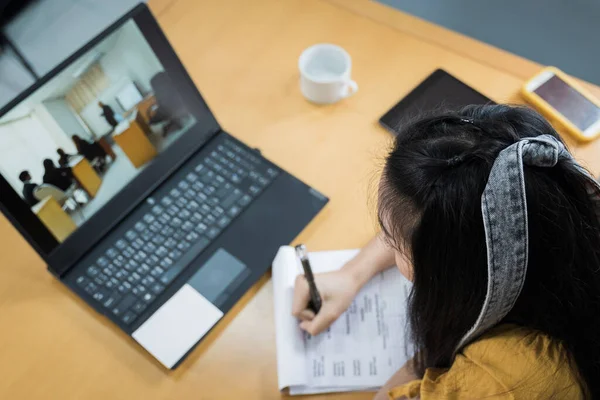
[113,111,158,168]
[71,157,102,197]
[1,0,599,399]
[31,196,77,243]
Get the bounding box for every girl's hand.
[292,269,360,335]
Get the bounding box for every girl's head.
[379,104,600,396]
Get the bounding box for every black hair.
[18,171,31,182]
[380,104,600,397]
[42,159,55,170]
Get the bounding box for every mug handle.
[341,80,359,99]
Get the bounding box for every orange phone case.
[521,66,600,142]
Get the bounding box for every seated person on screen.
[99,101,118,129]
[293,105,598,399]
[42,158,74,192]
[19,170,39,207]
[57,148,76,168]
[72,134,107,171]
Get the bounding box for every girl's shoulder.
[389,324,584,399]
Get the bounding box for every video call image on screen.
[0,20,196,243]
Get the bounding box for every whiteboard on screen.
[116,82,143,111]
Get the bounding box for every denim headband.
[455,134,600,352]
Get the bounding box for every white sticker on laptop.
[132,284,223,368]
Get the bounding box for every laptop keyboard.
[72,138,278,326]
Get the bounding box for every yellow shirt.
[389,324,584,399]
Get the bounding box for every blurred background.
[1,0,599,110]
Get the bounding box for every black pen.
[295,244,322,314]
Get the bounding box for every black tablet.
[379,69,494,135]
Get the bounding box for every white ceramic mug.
[298,44,358,104]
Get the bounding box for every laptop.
[0,4,327,369]
[379,69,494,135]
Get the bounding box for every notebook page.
[273,246,414,394]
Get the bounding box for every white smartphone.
[522,67,600,142]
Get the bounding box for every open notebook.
[272,246,414,395]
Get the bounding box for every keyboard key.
[134,222,146,232]
[167,205,179,216]
[122,311,137,325]
[150,282,165,295]
[106,278,119,290]
[123,246,135,258]
[150,266,164,278]
[127,272,142,284]
[178,180,190,190]
[217,216,231,228]
[185,232,199,242]
[123,260,136,272]
[204,214,217,226]
[249,185,261,195]
[94,273,108,286]
[92,289,108,302]
[211,206,224,218]
[113,255,126,267]
[182,221,194,232]
[158,213,171,224]
[169,217,183,228]
[160,196,173,206]
[97,257,109,267]
[143,242,157,253]
[143,214,155,224]
[118,281,132,294]
[156,246,168,257]
[178,209,192,220]
[192,181,205,192]
[202,185,216,196]
[173,230,186,240]
[194,223,207,234]
[168,249,183,260]
[186,201,200,211]
[137,263,151,275]
[132,301,147,313]
[133,251,147,262]
[207,227,221,239]
[132,285,147,296]
[184,189,198,200]
[141,276,155,286]
[149,222,163,233]
[160,257,174,269]
[131,237,145,250]
[238,194,252,206]
[116,239,128,250]
[147,254,160,266]
[87,266,100,278]
[103,292,121,308]
[258,177,269,186]
[75,275,89,287]
[141,229,153,241]
[266,168,278,178]
[84,282,98,294]
[200,204,212,215]
[228,205,241,217]
[207,197,219,207]
[125,230,137,241]
[106,248,119,259]
[112,294,136,316]
[151,205,164,215]
[164,238,177,249]
[115,270,129,280]
[176,197,188,207]
[170,188,181,197]
[176,241,191,251]
[142,292,155,303]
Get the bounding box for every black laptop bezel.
[0,4,223,276]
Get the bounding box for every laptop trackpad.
[187,248,251,307]
[132,249,249,368]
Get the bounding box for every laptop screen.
[0,6,220,266]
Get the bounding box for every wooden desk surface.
[1,0,599,399]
